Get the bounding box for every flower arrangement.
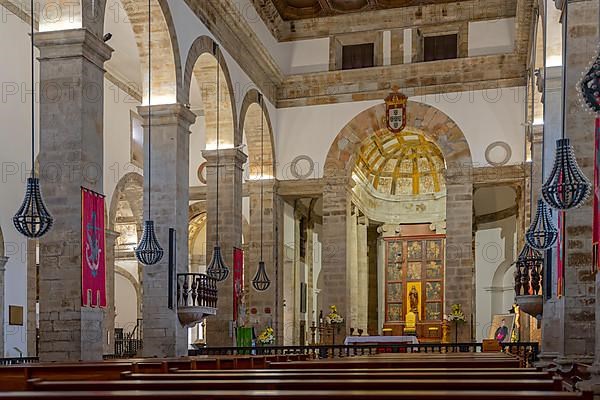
[447,304,466,323]
[257,326,275,345]
[326,305,344,325]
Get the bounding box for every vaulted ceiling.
[265,0,469,20]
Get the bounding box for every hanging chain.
[31,0,35,177]
[147,0,152,219]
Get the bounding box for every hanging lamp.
[252,93,271,292]
[135,0,164,266]
[13,0,54,239]
[542,0,592,210]
[206,43,230,282]
[524,5,558,251]
[526,199,558,250]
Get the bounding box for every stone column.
[321,176,352,342]
[554,0,598,368]
[356,215,369,333]
[537,66,564,366]
[246,179,278,337]
[139,103,196,357]
[445,169,474,342]
[103,230,119,355]
[202,148,247,346]
[37,29,112,362]
[0,256,8,357]
[348,210,359,329]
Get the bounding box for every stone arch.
[183,36,238,147]
[322,100,474,341]
[38,0,181,104]
[109,172,144,231]
[239,89,276,179]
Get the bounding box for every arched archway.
[321,101,474,341]
[183,36,238,148]
[239,89,276,179]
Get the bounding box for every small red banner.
[233,247,244,323]
[593,116,600,272]
[81,188,107,308]
[557,211,565,298]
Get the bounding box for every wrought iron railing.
[177,273,217,308]
[189,342,540,367]
[113,319,143,358]
[0,357,39,366]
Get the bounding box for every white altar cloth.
[344,336,419,345]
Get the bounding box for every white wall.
[114,274,138,330]
[468,18,516,57]
[277,89,525,180]
[0,7,35,356]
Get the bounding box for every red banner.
[81,188,107,308]
[233,248,244,323]
[557,211,565,298]
[593,116,600,272]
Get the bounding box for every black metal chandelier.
[135,0,164,266]
[252,93,271,292]
[13,0,54,239]
[206,43,230,282]
[579,50,600,114]
[526,199,558,250]
[541,0,592,210]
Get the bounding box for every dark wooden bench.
[126,370,551,381]
[0,390,592,399]
[27,377,563,392]
[268,359,521,369]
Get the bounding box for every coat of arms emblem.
[385,91,407,133]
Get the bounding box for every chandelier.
[206,43,230,282]
[526,199,558,251]
[135,0,163,266]
[252,93,271,292]
[13,0,54,239]
[541,0,592,210]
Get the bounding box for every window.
[424,34,458,62]
[342,43,375,70]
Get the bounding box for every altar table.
[344,336,419,345]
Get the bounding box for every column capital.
[202,147,248,166]
[137,103,197,128]
[35,28,113,69]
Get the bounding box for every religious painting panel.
[386,304,402,322]
[407,241,422,260]
[426,240,442,260]
[406,282,422,317]
[386,262,402,281]
[426,261,442,279]
[387,282,402,303]
[407,262,422,280]
[425,303,441,321]
[426,282,442,301]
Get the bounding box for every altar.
[344,336,419,345]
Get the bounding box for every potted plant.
[326,305,344,345]
[447,304,466,346]
[257,326,275,347]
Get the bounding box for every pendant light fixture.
[525,3,558,251]
[206,43,230,282]
[135,0,164,266]
[542,0,592,210]
[252,93,271,292]
[13,0,54,239]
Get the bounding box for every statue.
[238,289,248,327]
[409,286,419,313]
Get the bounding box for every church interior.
[0,0,600,397]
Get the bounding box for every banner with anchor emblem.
[81,187,107,308]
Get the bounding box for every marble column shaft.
[37,29,112,362]
[139,103,196,357]
[103,230,119,355]
[202,148,247,346]
[0,257,8,357]
[246,180,278,335]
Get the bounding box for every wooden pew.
[267,359,521,369]
[0,390,592,399]
[27,377,563,392]
[128,370,551,381]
